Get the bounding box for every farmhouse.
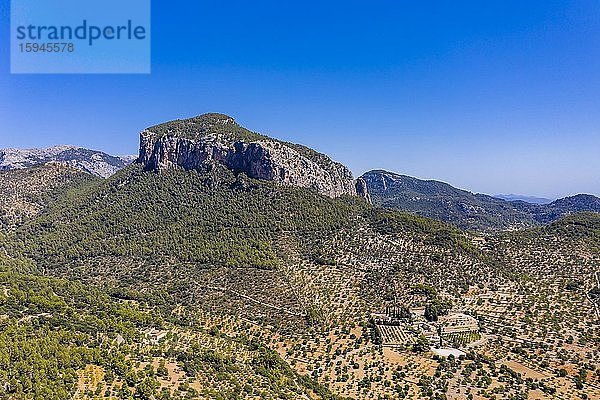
[143,328,168,345]
[439,313,478,334]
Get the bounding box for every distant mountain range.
[493,194,552,204]
[360,169,600,231]
[0,145,136,178]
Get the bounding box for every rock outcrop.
[138,113,357,198]
[355,177,371,204]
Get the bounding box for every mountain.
[0,145,136,178]
[139,113,356,198]
[0,115,485,399]
[526,193,600,224]
[360,169,537,231]
[0,114,599,399]
[361,169,600,231]
[494,193,552,204]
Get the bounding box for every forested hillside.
[7,163,362,270]
[0,272,342,399]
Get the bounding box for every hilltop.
[140,113,357,198]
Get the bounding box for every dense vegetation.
[542,211,600,238]
[1,162,487,289]
[0,272,165,398]
[6,164,362,271]
[365,208,477,254]
[148,113,269,142]
[499,212,600,252]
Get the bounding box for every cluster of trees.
[365,208,477,254]
[0,272,172,399]
[424,297,453,322]
[411,283,453,322]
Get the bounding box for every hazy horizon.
[2,1,599,199]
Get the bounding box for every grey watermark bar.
[11,0,151,74]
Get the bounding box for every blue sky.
[1,1,599,198]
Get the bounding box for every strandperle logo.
[15,20,147,46]
[11,0,150,74]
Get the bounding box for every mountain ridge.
[0,145,136,178]
[494,193,553,204]
[360,169,600,231]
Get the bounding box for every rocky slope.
[0,162,97,228]
[0,145,136,178]
[355,177,372,203]
[361,169,600,231]
[138,113,357,198]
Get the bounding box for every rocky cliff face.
[138,113,357,198]
[355,177,371,204]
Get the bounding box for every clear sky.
[1,1,599,199]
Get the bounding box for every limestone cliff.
[138,113,357,198]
